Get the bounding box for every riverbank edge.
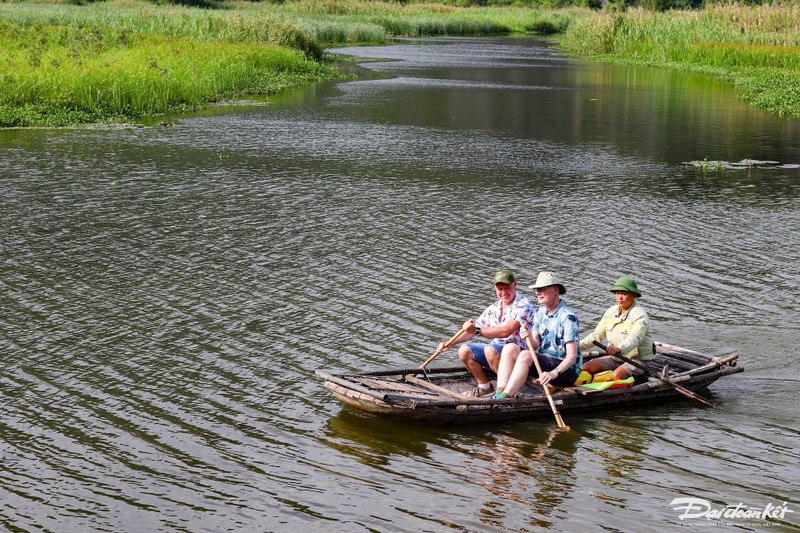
[2,2,799,127]
[556,6,800,118]
[562,53,800,119]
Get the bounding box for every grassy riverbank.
[558,4,800,117]
[0,24,338,126]
[0,3,334,126]
[0,0,571,127]
[2,1,799,126]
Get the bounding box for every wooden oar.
[419,326,467,369]
[523,322,569,430]
[592,341,718,409]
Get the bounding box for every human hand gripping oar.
[419,326,467,369]
[592,341,718,409]
[522,321,569,430]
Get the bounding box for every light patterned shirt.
[475,292,535,349]
[532,300,582,374]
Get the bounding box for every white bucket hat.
[530,271,566,295]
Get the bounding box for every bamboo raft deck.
[316,343,743,423]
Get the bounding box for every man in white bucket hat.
[494,272,582,399]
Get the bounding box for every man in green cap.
[579,276,654,380]
[435,269,534,397]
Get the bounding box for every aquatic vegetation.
[696,158,726,172]
[683,158,799,171]
[734,67,800,118]
[0,1,577,126]
[558,4,800,117]
[0,20,336,127]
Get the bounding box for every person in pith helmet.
[579,276,655,381]
[436,269,534,397]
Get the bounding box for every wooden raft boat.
[316,343,743,423]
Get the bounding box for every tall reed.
[558,4,800,117]
[0,0,574,126]
[0,21,335,126]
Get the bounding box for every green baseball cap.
[610,277,641,297]
[493,269,516,285]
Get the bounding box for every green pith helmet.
[610,277,641,297]
[493,269,516,285]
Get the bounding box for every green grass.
[0,0,573,126]
[3,1,800,125]
[0,19,337,126]
[558,4,800,117]
[0,3,326,58]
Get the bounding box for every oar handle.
[592,340,611,354]
[524,329,545,377]
[419,326,467,369]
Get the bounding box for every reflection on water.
[0,36,798,531]
[332,37,800,166]
[475,429,580,530]
[323,409,447,464]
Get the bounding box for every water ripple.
[1,36,797,532]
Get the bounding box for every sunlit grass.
[558,4,800,117]
[0,0,577,126]
[0,1,575,47]
[0,21,336,126]
[0,3,326,58]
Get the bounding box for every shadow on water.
[322,407,589,530]
[321,403,714,531]
[322,408,450,462]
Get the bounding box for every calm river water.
[1,36,798,532]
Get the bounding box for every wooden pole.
[420,326,467,369]
[524,323,569,430]
[592,341,719,409]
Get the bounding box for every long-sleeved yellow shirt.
[579,301,654,361]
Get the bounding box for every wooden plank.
[355,377,419,393]
[672,353,739,378]
[404,374,473,401]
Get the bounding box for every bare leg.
[584,357,627,380]
[496,344,521,390]
[458,344,489,385]
[582,358,605,374]
[504,350,535,396]
[484,345,500,373]
[613,366,630,380]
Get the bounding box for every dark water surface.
[1,37,798,532]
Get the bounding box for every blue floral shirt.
[532,300,583,373]
[476,292,535,349]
